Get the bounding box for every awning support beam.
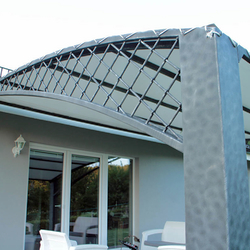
[180,27,250,249]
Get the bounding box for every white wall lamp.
[12,135,26,157]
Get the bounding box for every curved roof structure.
[1,24,250,249]
[0,24,250,152]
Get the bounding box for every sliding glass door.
[25,149,64,250]
[69,154,100,245]
[107,157,133,248]
[25,145,133,250]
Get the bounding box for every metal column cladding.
[180,27,250,249]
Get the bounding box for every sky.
[1,0,249,70]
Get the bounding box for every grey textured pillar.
[180,27,250,249]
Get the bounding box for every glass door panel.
[25,149,63,250]
[107,157,133,247]
[69,154,100,245]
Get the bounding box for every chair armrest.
[70,244,108,250]
[70,240,78,246]
[158,246,185,250]
[142,229,163,242]
[141,230,163,250]
[40,240,44,250]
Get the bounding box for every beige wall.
[0,111,184,250]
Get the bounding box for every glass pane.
[69,154,100,244]
[25,149,63,250]
[108,157,132,247]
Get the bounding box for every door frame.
[27,142,135,246]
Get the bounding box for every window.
[25,145,133,250]
[25,149,64,250]
[69,155,100,244]
[108,157,133,248]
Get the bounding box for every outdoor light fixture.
[12,135,26,157]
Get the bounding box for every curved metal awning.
[0,24,250,152]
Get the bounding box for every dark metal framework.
[0,27,250,152]
[0,30,184,151]
[0,66,12,78]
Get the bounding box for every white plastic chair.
[39,230,108,250]
[141,221,185,250]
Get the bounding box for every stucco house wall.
[0,111,184,250]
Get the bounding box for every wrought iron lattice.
[0,33,183,145]
[0,66,12,78]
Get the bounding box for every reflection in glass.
[69,155,100,245]
[108,157,132,247]
[25,150,63,250]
